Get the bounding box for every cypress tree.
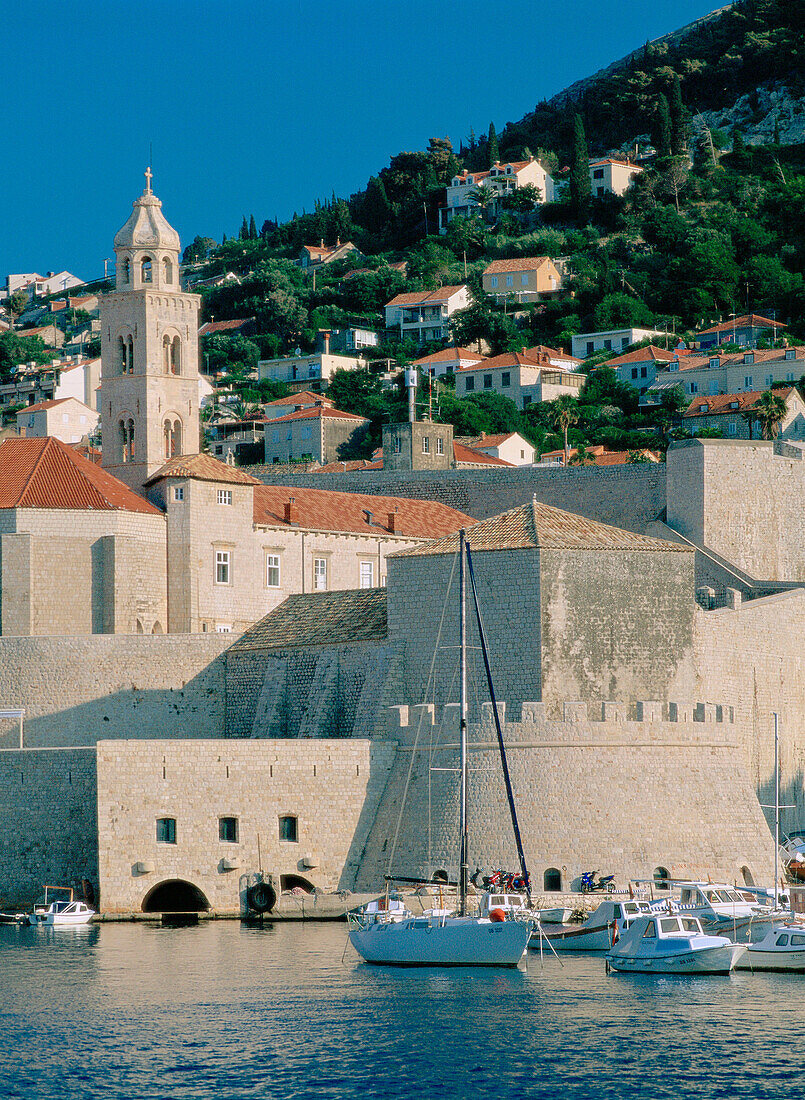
[653,94,672,160]
[488,122,499,167]
[239,216,248,240]
[669,75,686,156]
[569,113,591,216]
[249,214,257,239]
[222,233,227,244]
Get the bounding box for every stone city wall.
[0,634,232,748]
[96,738,397,913]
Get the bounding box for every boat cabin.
[677,882,764,919]
[479,893,528,919]
[639,915,705,938]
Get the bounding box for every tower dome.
[113,168,181,253]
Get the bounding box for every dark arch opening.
[741,865,755,887]
[543,867,562,891]
[431,869,449,884]
[653,866,670,890]
[280,874,315,894]
[141,879,210,913]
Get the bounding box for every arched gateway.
[141,879,210,913]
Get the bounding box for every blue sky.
[2,0,720,282]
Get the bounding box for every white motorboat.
[536,907,574,924]
[672,882,775,936]
[27,886,95,927]
[606,913,743,975]
[734,923,805,971]
[348,531,534,968]
[540,898,654,951]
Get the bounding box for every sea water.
[1,920,804,1099]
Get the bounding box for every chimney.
[320,329,331,355]
[284,496,298,525]
[387,507,399,533]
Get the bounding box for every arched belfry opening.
[141,879,210,913]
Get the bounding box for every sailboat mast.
[459,529,468,917]
[774,711,780,908]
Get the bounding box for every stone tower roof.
[113,171,181,252]
[0,437,162,515]
[143,453,262,486]
[393,498,694,556]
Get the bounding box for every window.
[217,489,232,506]
[141,256,153,283]
[689,382,698,394]
[393,436,402,454]
[216,624,232,633]
[521,274,528,286]
[786,372,795,382]
[505,275,513,287]
[586,342,594,355]
[360,561,374,588]
[279,815,298,842]
[791,935,805,946]
[266,554,280,588]
[710,358,720,368]
[490,276,498,288]
[604,339,612,350]
[593,168,604,179]
[173,486,184,502]
[744,376,753,388]
[483,374,492,389]
[765,374,773,386]
[631,368,639,379]
[300,425,312,440]
[465,375,475,391]
[219,817,238,843]
[156,817,176,844]
[642,921,657,939]
[215,550,230,585]
[785,348,795,361]
[728,422,737,436]
[744,352,754,364]
[162,257,173,285]
[501,371,510,387]
[776,934,790,947]
[272,430,280,443]
[640,367,647,378]
[122,257,131,284]
[436,437,444,455]
[422,436,430,454]
[314,557,327,591]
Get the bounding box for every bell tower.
[99,168,200,495]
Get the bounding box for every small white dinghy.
[606,913,743,975]
[734,924,805,972]
[28,887,95,927]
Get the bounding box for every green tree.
[550,394,580,466]
[669,74,686,156]
[239,216,249,240]
[7,289,29,318]
[0,331,50,383]
[487,122,499,168]
[753,388,788,440]
[592,292,653,331]
[201,333,260,378]
[569,114,591,217]
[652,93,672,159]
[249,214,258,240]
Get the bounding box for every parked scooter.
[581,870,615,894]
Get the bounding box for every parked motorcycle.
[580,870,615,894]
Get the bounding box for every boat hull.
[541,926,612,952]
[350,918,531,967]
[734,947,805,972]
[607,943,743,975]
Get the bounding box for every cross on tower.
[144,166,153,193]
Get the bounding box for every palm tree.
[467,185,498,223]
[753,389,788,440]
[550,395,580,466]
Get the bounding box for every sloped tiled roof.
[253,485,476,535]
[385,286,467,308]
[483,257,552,274]
[452,442,513,467]
[198,318,253,336]
[412,346,485,366]
[18,398,72,413]
[265,406,367,425]
[394,499,692,557]
[313,458,384,472]
[264,391,334,407]
[602,345,675,367]
[656,346,805,374]
[144,453,262,486]
[683,388,794,418]
[228,588,388,652]
[697,313,786,336]
[456,433,518,448]
[0,437,161,514]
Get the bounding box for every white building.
[412,345,486,378]
[455,350,584,410]
[257,352,364,393]
[384,286,470,343]
[588,158,643,197]
[572,327,672,359]
[455,431,536,465]
[439,159,554,232]
[16,396,98,443]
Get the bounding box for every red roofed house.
[455,431,536,465]
[15,396,98,444]
[682,387,805,441]
[384,286,471,343]
[601,344,675,395]
[412,345,485,378]
[144,453,477,632]
[696,313,787,350]
[197,318,256,339]
[588,158,643,197]
[455,349,583,410]
[439,158,555,232]
[299,239,361,270]
[482,257,563,304]
[263,404,371,465]
[646,346,805,404]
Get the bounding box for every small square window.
[217,489,232,506]
[156,817,176,844]
[219,817,238,843]
[173,486,184,502]
[631,368,639,379]
[266,553,280,588]
[279,815,298,842]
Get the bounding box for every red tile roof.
[602,344,675,367]
[588,158,643,171]
[264,391,334,407]
[483,257,553,275]
[697,313,786,336]
[253,485,476,536]
[385,286,467,308]
[683,388,794,418]
[313,458,384,472]
[18,398,73,413]
[412,346,485,366]
[144,453,262,486]
[657,346,805,373]
[198,318,254,336]
[452,442,513,466]
[0,437,161,514]
[266,406,369,425]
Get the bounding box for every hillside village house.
[298,240,360,270]
[257,350,364,393]
[645,346,805,404]
[682,387,805,440]
[384,286,470,343]
[455,349,584,409]
[5,270,83,299]
[325,326,380,353]
[0,355,101,415]
[537,443,661,466]
[16,396,98,443]
[455,431,536,465]
[482,257,563,304]
[438,158,554,232]
[695,313,787,350]
[572,325,672,359]
[588,158,643,196]
[412,346,485,378]
[602,344,675,395]
[263,405,370,465]
[262,391,334,419]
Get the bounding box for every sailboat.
[348,530,535,967]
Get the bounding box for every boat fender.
[489,908,506,923]
[611,923,619,945]
[247,882,277,914]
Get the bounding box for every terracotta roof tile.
[656,346,805,373]
[144,453,262,486]
[0,437,161,514]
[19,398,73,412]
[483,257,552,275]
[198,318,253,335]
[697,313,786,336]
[266,406,368,425]
[412,346,485,366]
[452,442,513,466]
[253,485,476,536]
[683,388,794,418]
[264,391,334,407]
[229,589,387,652]
[385,286,467,308]
[394,499,691,556]
[601,345,675,367]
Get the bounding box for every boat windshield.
[660,917,681,933]
[681,917,702,933]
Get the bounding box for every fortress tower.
[99,168,200,495]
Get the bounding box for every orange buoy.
[489,908,506,923]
